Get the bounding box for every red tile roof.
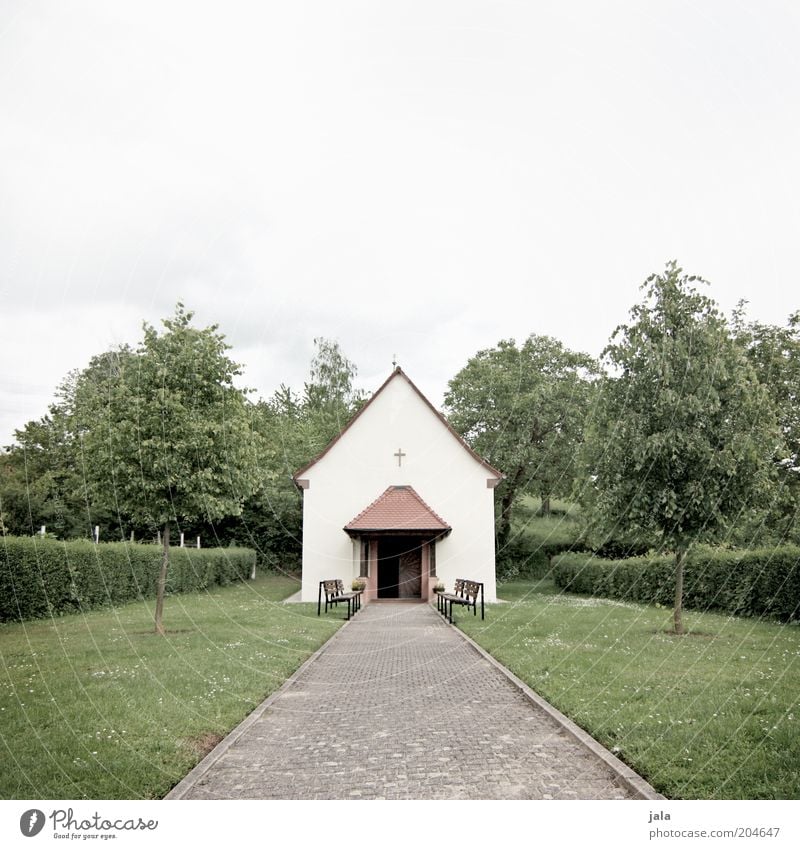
[344,486,451,533]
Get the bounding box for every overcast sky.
[2,0,799,446]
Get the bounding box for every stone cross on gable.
[394,448,406,467]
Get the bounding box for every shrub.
[552,546,800,621]
[0,536,257,621]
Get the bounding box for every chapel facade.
[293,367,501,603]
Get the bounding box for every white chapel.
[293,367,502,603]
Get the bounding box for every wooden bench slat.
[436,578,484,623]
[317,579,363,619]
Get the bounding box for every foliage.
[303,336,366,453]
[77,304,264,633]
[0,332,367,583]
[444,335,597,558]
[732,306,800,542]
[0,535,256,622]
[580,262,780,633]
[0,415,79,538]
[500,495,585,580]
[1,347,136,541]
[552,546,800,621]
[206,338,367,570]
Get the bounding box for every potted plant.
[351,578,367,592]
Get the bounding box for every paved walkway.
[168,603,661,800]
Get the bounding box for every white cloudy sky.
[2,0,799,445]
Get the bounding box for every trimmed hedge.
[0,536,257,622]
[552,546,800,622]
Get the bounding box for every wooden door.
[398,548,421,598]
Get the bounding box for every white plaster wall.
[299,374,498,602]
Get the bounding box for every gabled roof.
[293,367,503,481]
[344,485,451,534]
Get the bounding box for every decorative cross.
[394,448,406,467]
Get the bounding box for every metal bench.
[437,578,484,624]
[317,579,363,620]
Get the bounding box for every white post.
[157,530,161,546]
[196,535,200,549]
[180,532,185,548]
[40,525,46,537]
[250,561,256,580]
[94,525,99,544]
[130,531,135,543]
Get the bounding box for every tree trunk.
[673,546,686,636]
[155,521,170,636]
[539,494,551,517]
[497,489,515,550]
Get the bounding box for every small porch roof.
[344,485,451,537]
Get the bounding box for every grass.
[502,495,584,577]
[514,495,581,541]
[457,578,800,799]
[6,561,797,801]
[0,571,343,799]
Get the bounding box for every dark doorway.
[377,536,422,599]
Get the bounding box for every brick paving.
[168,603,652,800]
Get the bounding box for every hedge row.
[552,546,800,621]
[0,536,257,622]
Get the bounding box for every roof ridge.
[346,485,396,527]
[401,485,450,527]
[344,484,451,532]
[293,367,503,481]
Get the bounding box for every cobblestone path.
[168,603,650,800]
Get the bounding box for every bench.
[436,578,484,624]
[317,579,363,620]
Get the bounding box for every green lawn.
[0,572,342,799]
[6,568,797,801]
[457,579,800,799]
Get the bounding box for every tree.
[302,337,366,452]
[0,348,139,540]
[582,262,779,634]
[732,307,800,543]
[211,385,307,567]
[80,304,263,634]
[444,335,597,552]
[189,339,366,571]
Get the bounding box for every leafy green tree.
[191,339,366,572]
[0,351,133,540]
[732,307,800,543]
[209,386,306,568]
[582,262,780,634]
[1,418,65,537]
[444,335,597,552]
[302,337,366,452]
[80,304,263,634]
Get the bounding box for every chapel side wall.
[432,486,497,600]
[300,487,357,602]
[299,375,498,602]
